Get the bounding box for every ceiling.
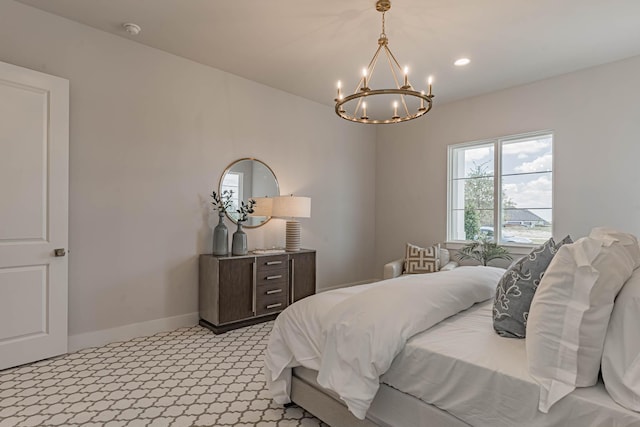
[17,0,640,108]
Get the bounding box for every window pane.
[500,223,551,245]
[501,135,552,176]
[500,135,553,245]
[451,144,495,240]
[221,172,242,219]
[502,172,553,209]
[452,143,494,179]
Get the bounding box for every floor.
[0,322,327,427]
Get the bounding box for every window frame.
[446,130,554,249]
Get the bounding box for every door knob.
[54,248,66,257]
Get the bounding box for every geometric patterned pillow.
[404,242,441,274]
[493,235,573,338]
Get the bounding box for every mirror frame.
[218,157,279,229]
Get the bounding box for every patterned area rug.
[0,322,327,426]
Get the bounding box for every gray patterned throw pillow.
[493,235,572,338]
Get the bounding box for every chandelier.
[334,0,434,124]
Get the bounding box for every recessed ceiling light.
[122,23,142,36]
[454,58,471,66]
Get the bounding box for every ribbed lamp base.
[285,220,301,252]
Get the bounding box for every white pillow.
[589,226,640,270]
[439,248,451,266]
[440,261,459,271]
[602,268,640,411]
[526,236,636,413]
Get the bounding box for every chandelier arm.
[358,44,384,93]
[383,46,412,115]
[382,46,403,90]
[353,96,364,117]
[400,93,411,117]
[353,44,384,117]
[384,45,405,77]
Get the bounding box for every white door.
[0,60,69,370]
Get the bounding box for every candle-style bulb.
[393,101,399,118]
[361,101,368,119]
[403,66,409,87]
[336,80,342,100]
[428,76,433,96]
[362,68,368,90]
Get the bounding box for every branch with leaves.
[236,199,257,223]
[457,236,513,266]
[211,190,234,214]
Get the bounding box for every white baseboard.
[319,279,378,293]
[68,311,199,353]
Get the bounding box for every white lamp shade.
[250,197,273,217]
[271,196,311,219]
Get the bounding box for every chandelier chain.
[381,11,386,37]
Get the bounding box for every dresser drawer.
[256,292,288,316]
[256,281,288,298]
[256,255,289,272]
[257,267,288,286]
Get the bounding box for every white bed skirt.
[292,367,469,427]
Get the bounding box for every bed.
[287,304,640,426]
[264,238,640,427]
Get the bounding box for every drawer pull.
[266,275,282,280]
[266,303,283,309]
[266,289,282,295]
[266,261,283,266]
[291,258,295,304]
[252,262,257,315]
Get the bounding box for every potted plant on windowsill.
[457,236,513,266]
[211,190,234,256]
[231,199,257,256]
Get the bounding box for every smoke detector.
[122,23,141,36]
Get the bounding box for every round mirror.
[219,158,279,228]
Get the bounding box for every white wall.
[0,1,377,337]
[375,54,640,273]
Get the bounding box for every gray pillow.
[493,235,572,338]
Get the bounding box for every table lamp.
[271,195,311,252]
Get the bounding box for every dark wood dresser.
[199,249,316,334]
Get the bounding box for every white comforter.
[264,266,505,419]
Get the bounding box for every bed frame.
[290,367,469,427]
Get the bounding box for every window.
[448,131,553,245]
[221,171,242,213]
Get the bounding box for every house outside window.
[447,131,553,245]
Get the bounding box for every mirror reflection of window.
[221,172,242,213]
[219,158,279,228]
